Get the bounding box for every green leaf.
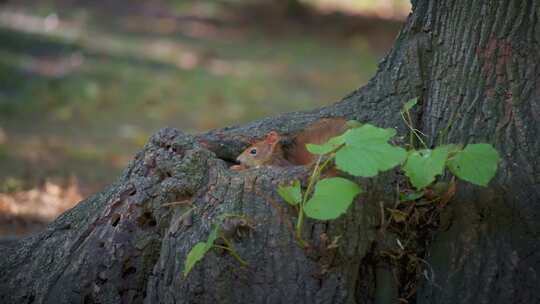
[400,191,424,201]
[442,144,463,155]
[205,225,220,249]
[346,120,363,128]
[447,143,499,186]
[306,134,346,155]
[184,242,208,277]
[335,125,407,177]
[403,98,418,112]
[304,177,362,220]
[277,180,302,205]
[403,146,450,189]
[184,225,220,277]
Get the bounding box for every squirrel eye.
[249,148,257,155]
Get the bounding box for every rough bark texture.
[1,0,539,303]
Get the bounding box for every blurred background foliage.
[0,0,409,200]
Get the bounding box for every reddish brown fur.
[234,117,348,169]
[287,117,348,165]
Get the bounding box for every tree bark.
[1,0,539,303]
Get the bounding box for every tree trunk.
[1,0,539,303]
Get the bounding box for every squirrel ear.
[265,131,280,144]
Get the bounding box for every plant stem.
[295,155,323,245]
[318,154,335,173]
[217,237,249,267]
[405,110,415,148]
[401,111,428,149]
[305,156,322,198]
[294,153,337,247]
[438,110,458,145]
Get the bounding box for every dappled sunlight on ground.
[310,0,410,20]
[0,178,82,236]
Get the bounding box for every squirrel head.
[236,131,281,168]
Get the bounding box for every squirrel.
[232,117,348,170]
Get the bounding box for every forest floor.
[0,0,407,236]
